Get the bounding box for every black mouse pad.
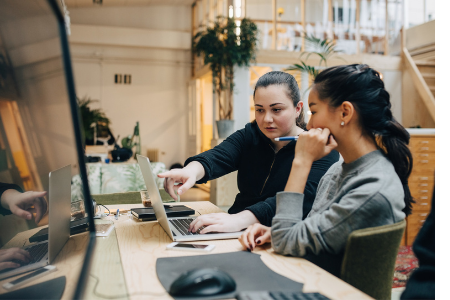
[156,251,303,300]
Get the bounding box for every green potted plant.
[77,97,111,146]
[286,35,345,86]
[192,16,258,138]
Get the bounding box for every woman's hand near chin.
[294,128,338,164]
[238,224,271,252]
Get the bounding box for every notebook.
[131,206,195,221]
[136,155,242,241]
[0,165,71,280]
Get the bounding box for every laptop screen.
[0,0,95,298]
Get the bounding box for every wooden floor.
[179,187,232,211]
[179,187,210,202]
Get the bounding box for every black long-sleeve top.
[401,191,435,299]
[185,122,340,226]
[0,182,22,216]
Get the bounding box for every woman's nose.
[264,113,273,123]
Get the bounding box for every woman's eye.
[256,109,263,113]
[272,108,281,112]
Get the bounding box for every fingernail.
[247,248,251,252]
[256,240,261,244]
[27,214,32,220]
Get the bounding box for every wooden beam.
[328,0,333,41]
[301,0,305,51]
[385,0,389,55]
[402,47,435,121]
[356,0,360,54]
[256,49,402,70]
[191,2,197,77]
[203,0,207,26]
[400,27,405,53]
[272,0,277,50]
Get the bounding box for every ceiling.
[63,0,196,7]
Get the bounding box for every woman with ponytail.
[239,64,413,276]
[159,71,339,233]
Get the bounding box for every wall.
[231,62,403,128]
[68,5,192,167]
[246,0,323,23]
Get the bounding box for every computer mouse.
[169,268,236,297]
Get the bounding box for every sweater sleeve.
[271,186,402,257]
[184,128,246,184]
[245,150,340,226]
[0,183,23,216]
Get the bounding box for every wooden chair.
[340,220,406,300]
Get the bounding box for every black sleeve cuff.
[245,196,277,227]
[0,183,23,216]
[184,156,213,184]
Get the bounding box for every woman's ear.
[340,101,355,125]
[296,101,303,115]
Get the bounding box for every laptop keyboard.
[236,291,331,300]
[13,242,48,266]
[169,218,206,236]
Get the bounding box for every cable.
[96,204,110,216]
[89,274,166,299]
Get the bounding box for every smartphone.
[2,265,57,290]
[166,242,215,252]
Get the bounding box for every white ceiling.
[64,0,196,7]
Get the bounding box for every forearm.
[284,158,313,193]
[234,210,260,230]
[184,161,206,182]
[271,192,309,256]
[1,189,21,210]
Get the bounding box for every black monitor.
[0,0,95,298]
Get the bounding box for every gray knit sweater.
[271,150,405,275]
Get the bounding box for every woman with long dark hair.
[239,64,413,276]
[158,71,339,233]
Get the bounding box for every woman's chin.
[264,131,279,140]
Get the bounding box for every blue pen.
[115,209,119,220]
[274,136,298,141]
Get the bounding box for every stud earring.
[340,121,345,126]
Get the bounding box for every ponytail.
[380,120,414,215]
[314,64,414,215]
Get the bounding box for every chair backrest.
[340,220,406,300]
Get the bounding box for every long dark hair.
[253,71,306,129]
[313,64,414,215]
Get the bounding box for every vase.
[216,120,235,139]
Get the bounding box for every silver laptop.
[136,155,242,242]
[0,165,71,280]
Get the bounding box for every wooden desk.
[103,202,372,300]
[0,226,89,299]
[0,202,373,300]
